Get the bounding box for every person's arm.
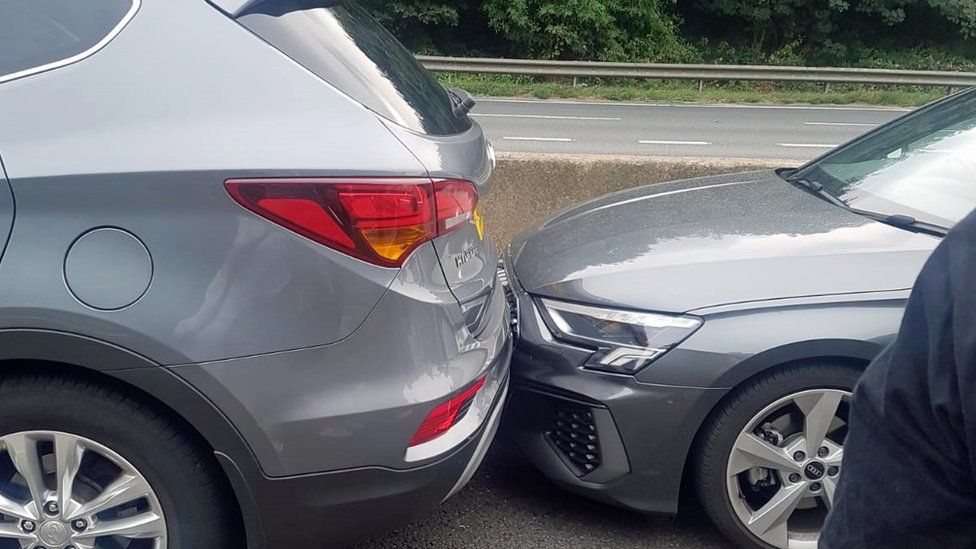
[820,209,976,548]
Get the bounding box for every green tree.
[359,0,481,52]
[688,0,850,55]
[480,0,690,61]
[928,0,976,37]
[360,0,976,69]
[684,0,976,65]
[361,0,461,31]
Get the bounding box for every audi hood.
[508,171,939,314]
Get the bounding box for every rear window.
[238,0,472,136]
[0,0,136,83]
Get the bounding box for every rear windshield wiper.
[447,88,476,118]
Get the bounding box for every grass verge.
[436,73,948,107]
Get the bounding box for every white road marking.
[780,143,840,148]
[639,140,711,146]
[803,121,877,127]
[474,113,621,121]
[503,136,574,142]
[479,98,911,112]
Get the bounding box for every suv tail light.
[433,179,478,234]
[225,178,478,267]
[409,376,486,447]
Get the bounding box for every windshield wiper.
[791,177,849,209]
[852,211,949,237]
[790,177,949,237]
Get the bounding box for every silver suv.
[0,0,510,547]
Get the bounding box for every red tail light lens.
[409,377,486,447]
[225,178,477,268]
[434,179,479,235]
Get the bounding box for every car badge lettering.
[455,245,478,268]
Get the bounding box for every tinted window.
[238,0,471,136]
[0,0,134,82]
[800,90,976,227]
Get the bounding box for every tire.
[695,362,861,549]
[0,372,239,549]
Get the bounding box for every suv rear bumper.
[239,371,509,547]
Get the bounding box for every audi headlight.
[538,298,702,374]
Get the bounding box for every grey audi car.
[504,89,976,548]
[0,0,509,547]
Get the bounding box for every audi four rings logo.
[805,462,826,480]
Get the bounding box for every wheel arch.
[677,344,875,514]
[712,338,880,389]
[0,328,266,547]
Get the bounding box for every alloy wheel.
[725,389,849,549]
[0,431,166,549]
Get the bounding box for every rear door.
[0,155,12,263]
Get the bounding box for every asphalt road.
[354,436,732,549]
[473,98,907,160]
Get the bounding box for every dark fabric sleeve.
[820,208,976,549]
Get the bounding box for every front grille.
[547,403,601,476]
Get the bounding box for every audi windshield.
[798,89,976,229]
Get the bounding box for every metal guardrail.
[418,55,976,89]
